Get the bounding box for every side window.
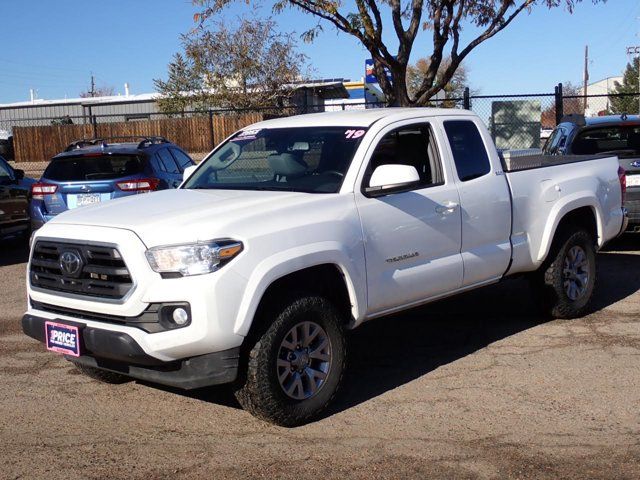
[170,148,194,171]
[0,157,12,179]
[157,149,180,174]
[443,120,491,181]
[543,126,567,155]
[364,124,442,190]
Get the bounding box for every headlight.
[145,240,243,276]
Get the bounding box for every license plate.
[45,321,81,357]
[627,175,640,187]
[77,193,102,207]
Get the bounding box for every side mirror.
[365,164,420,196]
[14,169,25,181]
[183,165,197,182]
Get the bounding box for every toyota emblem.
[59,251,82,276]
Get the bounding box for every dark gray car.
[0,155,34,240]
[544,114,640,230]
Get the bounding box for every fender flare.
[232,241,366,337]
[536,192,603,264]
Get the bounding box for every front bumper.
[27,223,247,361]
[22,313,239,389]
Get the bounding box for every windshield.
[183,126,368,193]
[44,155,145,181]
[572,125,640,157]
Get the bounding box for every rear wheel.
[532,227,596,319]
[234,294,347,427]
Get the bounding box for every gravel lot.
[0,236,639,479]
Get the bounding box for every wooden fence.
[12,113,264,162]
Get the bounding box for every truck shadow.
[0,238,29,267]
[161,249,640,422]
[325,249,640,420]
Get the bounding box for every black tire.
[234,294,347,427]
[73,363,131,384]
[532,227,596,319]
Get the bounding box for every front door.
[355,121,463,315]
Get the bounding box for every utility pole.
[583,45,589,113]
[90,73,96,98]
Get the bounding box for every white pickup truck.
[22,109,627,426]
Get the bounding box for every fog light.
[172,308,189,326]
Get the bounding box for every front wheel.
[532,228,597,319]
[234,295,347,427]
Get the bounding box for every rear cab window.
[571,125,640,157]
[43,155,144,181]
[443,120,491,181]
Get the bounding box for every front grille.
[30,240,133,300]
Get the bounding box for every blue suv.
[30,136,195,229]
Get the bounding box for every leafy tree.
[407,57,474,107]
[540,81,582,129]
[154,53,202,115]
[154,17,307,112]
[609,57,640,115]
[193,0,600,107]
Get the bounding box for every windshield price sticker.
[237,129,261,140]
[344,129,366,139]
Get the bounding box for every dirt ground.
[0,236,639,480]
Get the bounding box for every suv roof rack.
[64,136,169,152]
[560,113,586,127]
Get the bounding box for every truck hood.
[48,188,310,246]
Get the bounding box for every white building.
[580,76,622,116]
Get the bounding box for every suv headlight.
[145,240,243,276]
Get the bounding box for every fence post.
[463,87,470,110]
[86,105,97,138]
[208,109,215,149]
[555,83,564,125]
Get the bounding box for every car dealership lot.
[0,237,639,480]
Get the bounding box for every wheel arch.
[537,196,601,264]
[232,244,366,338]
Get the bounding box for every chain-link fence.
[2,89,640,170]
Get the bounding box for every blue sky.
[0,0,638,103]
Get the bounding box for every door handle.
[435,202,458,215]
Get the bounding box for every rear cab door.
[439,117,512,286]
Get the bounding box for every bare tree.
[79,85,115,98]
[194,0,601,107]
